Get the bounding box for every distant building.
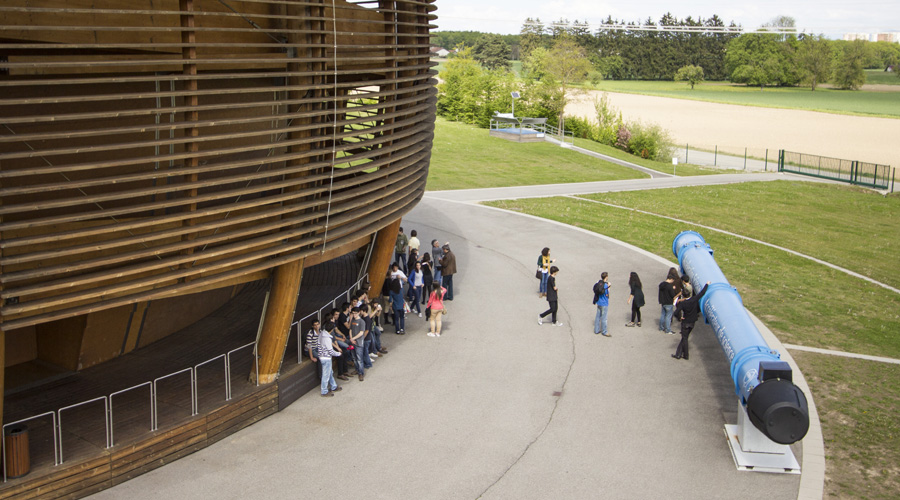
[430,46,451,57]
[843,33,871,42]
[875,33,900,43]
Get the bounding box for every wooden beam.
[366,217,401,299]
[253,258,304,384]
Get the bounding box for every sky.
[432,0,900,39]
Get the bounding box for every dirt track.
[565,91,900,170]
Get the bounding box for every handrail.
[153,368,196,426]
[58,396,109,463]
[195,354,227,407]
[109,382,153,447]
[226,342,257,399]
[2,412,58,482]
[6,272,371,475]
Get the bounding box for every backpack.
[592,281,603,304]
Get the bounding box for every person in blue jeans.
[658,271,679,334]
[317,327,342,397]
[389,277,406,334]
[593,272,611,337]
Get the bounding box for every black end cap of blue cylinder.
[746,379,810,445]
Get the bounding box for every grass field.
[427,118,647,190]
[583,79,900,118]
[865,68,900,86]
[486,183,900,499]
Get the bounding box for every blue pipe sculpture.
[673,231,809,445]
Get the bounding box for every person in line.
[318,320,343,397]
[420,253,434,305]
[408,229,421,257]
[658,270,679,334]
[625,272,645,327]
[538,266,563,326]
[675,274,693,322]
[426,285,447,337]
[331,308,351,379]
[537,247,554,298]
[440,243,457,300]
[431,239,444,285]
[306,319,322,381]
[672,281,710,361]
[349,307,368,381]
[395,227,409,274]
[408,261,424,317]
[389,276,406,334]
[593,272,611,337]
[369,303,388,354]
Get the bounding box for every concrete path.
[91,179,821,499]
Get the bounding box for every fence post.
[744,148,747,170]
[892,167,896,194]
[685,144,688,164]
[778,150,784,171]
[714,145,717,166]
[764,149,768,172]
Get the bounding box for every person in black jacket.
[538,266,563,327]
[671,281,710,360]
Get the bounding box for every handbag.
[535,268,542,280]
[425,306,431,320]
[403,301,411,314]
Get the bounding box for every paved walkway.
[91,176,823,500]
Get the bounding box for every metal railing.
[58,397,109,464]
[779,150,893,190]
[109,383,153,447]
[289,274,370,365]
[2,272,371,481]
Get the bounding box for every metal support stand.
[724,402,800,474]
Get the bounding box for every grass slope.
[427,118,646,190]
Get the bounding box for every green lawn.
[579,181,900,290]
[427,117,647,190]
[486,183,900,499]
[583,79,900,118]
[865,68,900,86]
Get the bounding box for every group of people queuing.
[389,227,456,337]
[306,290,389,397]
[535,247,710,361]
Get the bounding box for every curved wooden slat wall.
[0,0,437,331]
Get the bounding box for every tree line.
[434,15,900,89]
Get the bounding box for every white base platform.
[724,425,801,474]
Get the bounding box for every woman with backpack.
[420,253,434,305]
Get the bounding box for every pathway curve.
[91,181,821,500]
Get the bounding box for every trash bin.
[4,426,30,479]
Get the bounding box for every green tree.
[832,39,867,90]
[521,46,549,81]
[542,35,592,134]
[725,33,789,88]
[472,33,511,71]
[797,34,832,91]
[674,64,704,89]
[519,18,548,60]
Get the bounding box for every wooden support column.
[366,218,401,298]
[253,258,304,384]
[0,328,5,432]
